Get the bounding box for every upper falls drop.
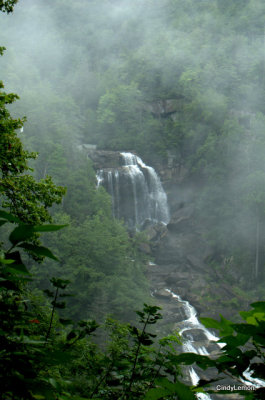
[97,152,170,229]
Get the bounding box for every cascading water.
[96,152,170,229]
[165,289,219,400]
[165,289,265,397]
[96,150,264,395]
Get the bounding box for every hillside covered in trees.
[2,0,265,295]
[1,0,265,398]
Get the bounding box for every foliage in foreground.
[0,212,187,399]
[1,212,265,400]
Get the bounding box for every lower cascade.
[165,289,265,397]
[96,149,265,395]
[97,152,170,229]
[165,289,219,400]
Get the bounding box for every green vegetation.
[0,9,150,322]
[1,213,265,399]
[1,0,265,293]
[1,0,265,398]
[0,59,65,225]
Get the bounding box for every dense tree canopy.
[0,0,17,13]
[1,0,265,398]
[1,0,265,317]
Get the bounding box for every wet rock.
[165,274,178,285]
[143,226,157,241]
[182,329,208,342]
[173,287,187,298]
[167,204,194,233]
[205,342,221,354]
[143,222,168,242]
[154,289,172,299]
[86,149,122,169]
[162,310,186,324]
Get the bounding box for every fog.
[2,0,265,290]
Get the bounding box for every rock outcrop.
[87,149,122,169]
[146,203,247,319]
[84,147,246,320]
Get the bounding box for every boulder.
[154,289,172,299]
[167,204,194,233]
[86,149,122,169]
[182,328,208,342]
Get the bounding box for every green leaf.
[144,387,171,399]
[0,210,20,223]
[253,334,265,346]
[171,381,197,399]
[231,323,258,336]
[6,262,30,275]
[145,378,197,400]
[9,224,68,245]
[48,350,74,364]
[220,334,249,348]
[33,224,68,232]
[250,301,265,313]
[0,257,14,264]
[18,243,59,261]
[200,315,233,336]
[48,378,61,390]
[9,225,35,244]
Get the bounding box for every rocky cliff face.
[86,149,122,170]
[147,205,246,320]
[84,147,245,320]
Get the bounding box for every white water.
[243,368,265,388]
[166,289,219,400]
[166,289,265,396]
[96,169,104,187]
[166,289,219,343]
[97,154,264,395]
[122,152,170,224]
[97,152,170,228]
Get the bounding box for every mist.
[2,1,265,396]
[2,0,265,316]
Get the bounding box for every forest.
[1,0,265,398]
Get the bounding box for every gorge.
[91,148,265,396]
[2,1,265,398]
[88,148,246,322]
[89,148,229,395]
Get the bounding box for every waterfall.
[165,289,219,400]
[165,289,265,396]
[97,150,264,394]
[97,152,170,229]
